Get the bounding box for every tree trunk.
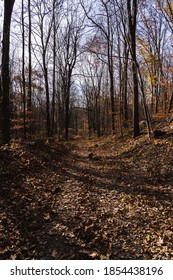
[65,67,72,141]
[43,62,50,136]
[1,0,15,144]
[28,0,32,132]
[127,0,140,137]
[51,1,56,135]
[123,46,129,125]
[168,92,173,112]
[132,59,140,137]
[22,0,26,138]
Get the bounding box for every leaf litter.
[0,131,173,260]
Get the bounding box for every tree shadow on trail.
[61,151,173,206]
[0,155,92,260]
[1,142,173,260]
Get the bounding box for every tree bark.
[127,0,140,137]
[168,92,173,112]
[51,0,56,135]
[1,0,15,144]
[28,0,32,132]
[22,0,26,138]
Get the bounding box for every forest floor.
[0,119,173,260]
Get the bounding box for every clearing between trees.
[0,123,173,260]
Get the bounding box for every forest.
[0,0,173,260]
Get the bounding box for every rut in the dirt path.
[47,138,173,260]
[0,137,173,259]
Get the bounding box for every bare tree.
[31,0,55,136]
[79,46,105,137]
[81,0,116,134]
[57,1,84,141]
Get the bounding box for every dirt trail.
[0,136,173,259]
